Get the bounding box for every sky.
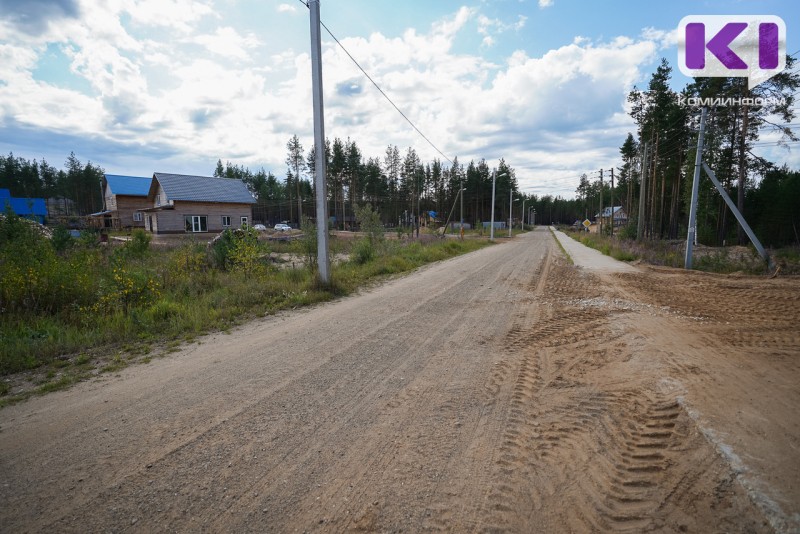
[1,0,799,198]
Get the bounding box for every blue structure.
[0,189,48,224]
[103,174,151,197]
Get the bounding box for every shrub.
[125,229,152,259]
[352,238,375,264]
[299,216,318,269]
[354,203,384,245]
[51,225,73,253]
[144,299,184,323]
[92,266,161,314]
[210,227,260,270]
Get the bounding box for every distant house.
[141,173,256,234]
[99,174,152,229]
[0,188,48,224]
[596,206,628,227]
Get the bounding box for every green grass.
[549,227,573,264]
[564,227,786,274]
[0,229,491,404]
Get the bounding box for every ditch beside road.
[1,227,798,532]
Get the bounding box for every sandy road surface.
[1,228,798,533]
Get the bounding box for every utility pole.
[459,175,464,239]
[637,142,649,241]
[609,167,614,237]
[308,0,329,283]
[416,172,420,238]
[508,186,513,238]
[685,107,707,269]
[490,170,496,241]
[599,169,604,236]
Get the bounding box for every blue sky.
[1,0,798,198]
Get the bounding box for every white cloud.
[189,26,261,61]
[539,0,554,8]
[477,13,527,48]
[0,3,667,197]
[277,3,297,13]
[641,26,680,50]
[125,0,216,33]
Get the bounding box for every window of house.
[240,216,248,226]
[184,215,208,233]
[222,216,231,227]
[133,212,143,222]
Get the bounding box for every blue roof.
[2,193,47,217]
[105,174,151,197]
[152,173,256,204]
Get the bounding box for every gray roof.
[599,206,625,217]
[151,173,255,204]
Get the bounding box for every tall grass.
[0,213,490,380]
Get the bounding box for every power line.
[297,1,454,166]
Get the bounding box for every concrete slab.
[550,226,638,273]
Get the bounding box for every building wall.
[116,196,150,228]
[104,183,117,211]
[149,201,254,234]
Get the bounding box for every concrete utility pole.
[521,198,527,230]
[309,0,330,283]
[685,107,707,269]
[599,169,604,236]
[637,143,649,241]
[490,170,496,241]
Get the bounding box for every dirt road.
[1,228,798,533]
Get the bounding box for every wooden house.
[141,173,255,234]
[100,175,152,229]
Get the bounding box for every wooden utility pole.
[599,169,604,236]
[609,167,614,237]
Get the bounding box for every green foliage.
[354,203,384,244]
[352,204,385,265]
[229,226,264,275]
[0,228,490,388]
[124,229,152,259]
[76,228,100,248]
[352,238,375,264]
[210,229,236,269]
[299,216,318,269]
[618,222,638,240]
[0,210,95,314]
[51,225,73,253]
[209,226,264,274]
[92,265,161,314]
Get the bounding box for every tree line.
[576,56,799,248]
[0,152,103,216]
[214,135,591,230]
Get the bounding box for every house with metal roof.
[595,206,628,228]
[141,173,256,234]
[1,188,48,224]
[100,174,152,229]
